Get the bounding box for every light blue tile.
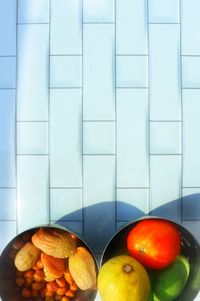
[50,89,82,187]
[150,155,181,223]
[0,90,16,187]
[50,56,82,88]
[0,189,16,220]
[116,0,148,54]
[18,0,49,23]
[83,0,114,23]
[117,89,149,187]
[182,221,200,244]
[0,0,16,55]
[183,90,200,187]
[17,156,49,233]
[0,221,16,254]
[83,24,115,120]
[117,189,149,220]
[182,0,200,55]
[56,221,82,236]
[83,155,115,252]
[150,122,181,154]
[50,189,82,221]
[83,122,115,154]
[0,57,16,88]
[149,0,180,23]
[51,0,82,55]
[116,56,148,88]
[17,122,48,154]
[149,25,181,120]
[17,25,49,121]
[182,57,200,88]
[182,188,200,220]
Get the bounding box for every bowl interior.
[101,218,200,301]
[0,226,98,301]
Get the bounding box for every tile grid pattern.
[0,3,200,301]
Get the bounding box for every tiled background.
[0,0,200,299]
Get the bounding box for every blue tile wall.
[149,0,180,23]
[0,2,200,300]
[116,0,148,54]
[18,0,49,24]
[149,24,181,121]
[0,90,16,188]
[83,0,114,23]
[83,24,115,120]
[0,0,16,56]
[183,89,200,187]
[17,156,49,233]
[0,57,16,88]
[17,24,49,121]
[50,89,82,188]
[117,89,149,188]
[50,56,82,88]
[50,0,82,55]
[181,0,200,55]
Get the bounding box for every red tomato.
[127,219,181,269]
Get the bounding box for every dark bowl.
[0,224,98,301]
[101,216,200,301]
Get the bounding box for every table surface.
[0,0,200,300]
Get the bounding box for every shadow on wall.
[56,193,200,254]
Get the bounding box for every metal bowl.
[101,216,200,301]
[0,224,98,301]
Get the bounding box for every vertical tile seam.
[15,0,19,234]
[115,0,117,230]
[82,0,84,237]
[179,0,183,224]
[147,0,151,215]
[48,0,51,224]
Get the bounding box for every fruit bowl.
[0,224,98,301]
[101,216,200,301]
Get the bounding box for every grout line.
[117,187,149,189]
[17,154,49,156]
[51,220,83,223]
[83,154,115,156]
[0,187,16,189]
[50,187,83,189]
[150,120,182,122]
[147,0,151,216]
[182,87,200,90]
[81,0,84,239]
[116,54,148,57]
[50,86,82,89]
[117,86,149,89]
[83,119,115,123]
[48,0,51,225]
[0,55,16,57]
[179,0,183,225]
[0,219,17,222]
[182,187,200,189]
[18,22,49,25]
[0,88,16,90]
[150,153,182,156]
[15,0,19,235]
[114,0,117,231]
[17,119,49,122]
[181,54,200,57]
[83,22,115,24]
[50,54,82,57]
[149,22,180,25]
